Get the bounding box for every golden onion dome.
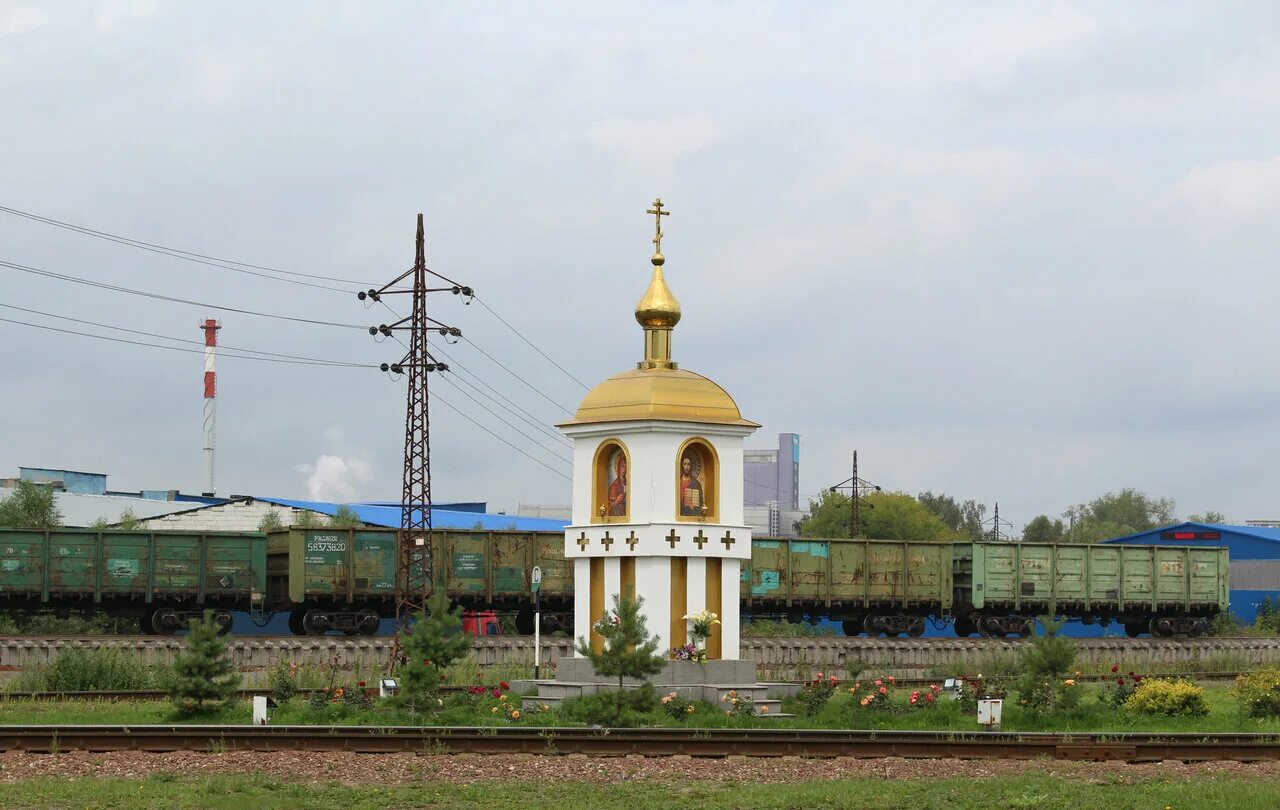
[559,198,757,429]
[634,252,681,330]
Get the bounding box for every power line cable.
[461,335,574,415]
[436,374,572,466]
[0,257,367,329]
[2,204,591,394]
[0,303,370,366]
[474,295,590,392]
[432,390,571,481]
[377,299,571,439]
[438,362,573,448]
[380,328,571,465]
[0,316,375,368]
[0,203,374,289]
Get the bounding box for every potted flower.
[683,610,720,652]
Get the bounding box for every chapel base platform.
[514,659,800,717]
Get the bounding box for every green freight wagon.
[267,528,574,635]
[742,537,955,637]
[0,528,266,634]
[954,541,1229,637]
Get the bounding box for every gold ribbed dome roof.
[559,198,758,429]
[562,367,757,427]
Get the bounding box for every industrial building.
[1104,522,1280,625]
[0,467,223,527]
[743,432,806,538]
[137,496,568,533]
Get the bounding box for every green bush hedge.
[1234,669,1280,718]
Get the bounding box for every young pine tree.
[396,587,472,712]
[168,612,240,715]
[575,594,666,726]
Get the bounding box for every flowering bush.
[954,675,1008,713]
[342,680,373,710]
[1125,678,1208,717]
[908,683,942,709]
[592,614,621,634]
[661,691,695,720]
[1235,668,1280,718]
[721,689,756,717]
[798,672,839,716]
[1100,665,1143,709]
[671,643,707,663]
[849,676,894,710]
[268,660,299,703]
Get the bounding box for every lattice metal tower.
[360,214,470,656]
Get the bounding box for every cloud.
[296,455,373,502]
[1177,155,1280,225]
[0,4,49,38]
[585,114,723,168]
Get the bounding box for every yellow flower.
[760,706,769,714]
[499,694,508,701]
[511,710,521,719]
[1064,679,1076,687]
[491,706,498,713]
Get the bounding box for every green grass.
[2,773,1280,809]
[5,680,1280,734]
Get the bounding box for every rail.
[1,725,1279,761]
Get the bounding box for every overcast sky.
[2,2,1278,526]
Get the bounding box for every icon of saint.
[607,451,627,516]
[679,451,704,516]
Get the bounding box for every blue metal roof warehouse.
[1103,522,1280,625]
[257,497,569,532]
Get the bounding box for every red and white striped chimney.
[200,319,222,496]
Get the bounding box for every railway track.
[1,725,1278,761]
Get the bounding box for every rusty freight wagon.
[0,528,266,633]
[266,528,573,635]
[742,538,956,637]
[952,541,1229,638]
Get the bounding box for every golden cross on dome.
[646,198,669,253]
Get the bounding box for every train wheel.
[1017,620,1034,638]
[906,618,925,638]
[1124,623,1143,638]
[358,609,381,636]
[953,616,975,637]
[841,620,862,637]
[212,611,233,635]
[1189,619,1206,637]
[288,609,306,636]
[139,611,156,635]
[302,611,328,635]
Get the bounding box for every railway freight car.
[742,538,955,637]
[0,528,266,633]
[265,527,572,635]
[952,541,1228,638]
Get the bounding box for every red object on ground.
[462,610,502,637]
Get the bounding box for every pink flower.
[879,687,887,695]
[874,679,882,687]
[925,693,935,703]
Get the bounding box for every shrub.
[558,684,658,727]
[954,675,1009,713]
[396,588,473,712]
[661,691,694,720]
[721,689,757,717]
[167,612,240,714]
[575,594,667,726]
[267,660,299,703]
[798,672,839,716]
[1014,617,1079,715]
[1099,665,1143,709]
[1126,678,1209,717]
[1234,668,1280,718]
[907,683,943,709]
[14,647,161,692]
[342,681,373,711]
[849,676,896,710]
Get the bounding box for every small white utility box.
[253,695,269,725]
[379,678,400,698]
[977,698,1002,729]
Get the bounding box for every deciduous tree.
[0,481,62,529]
